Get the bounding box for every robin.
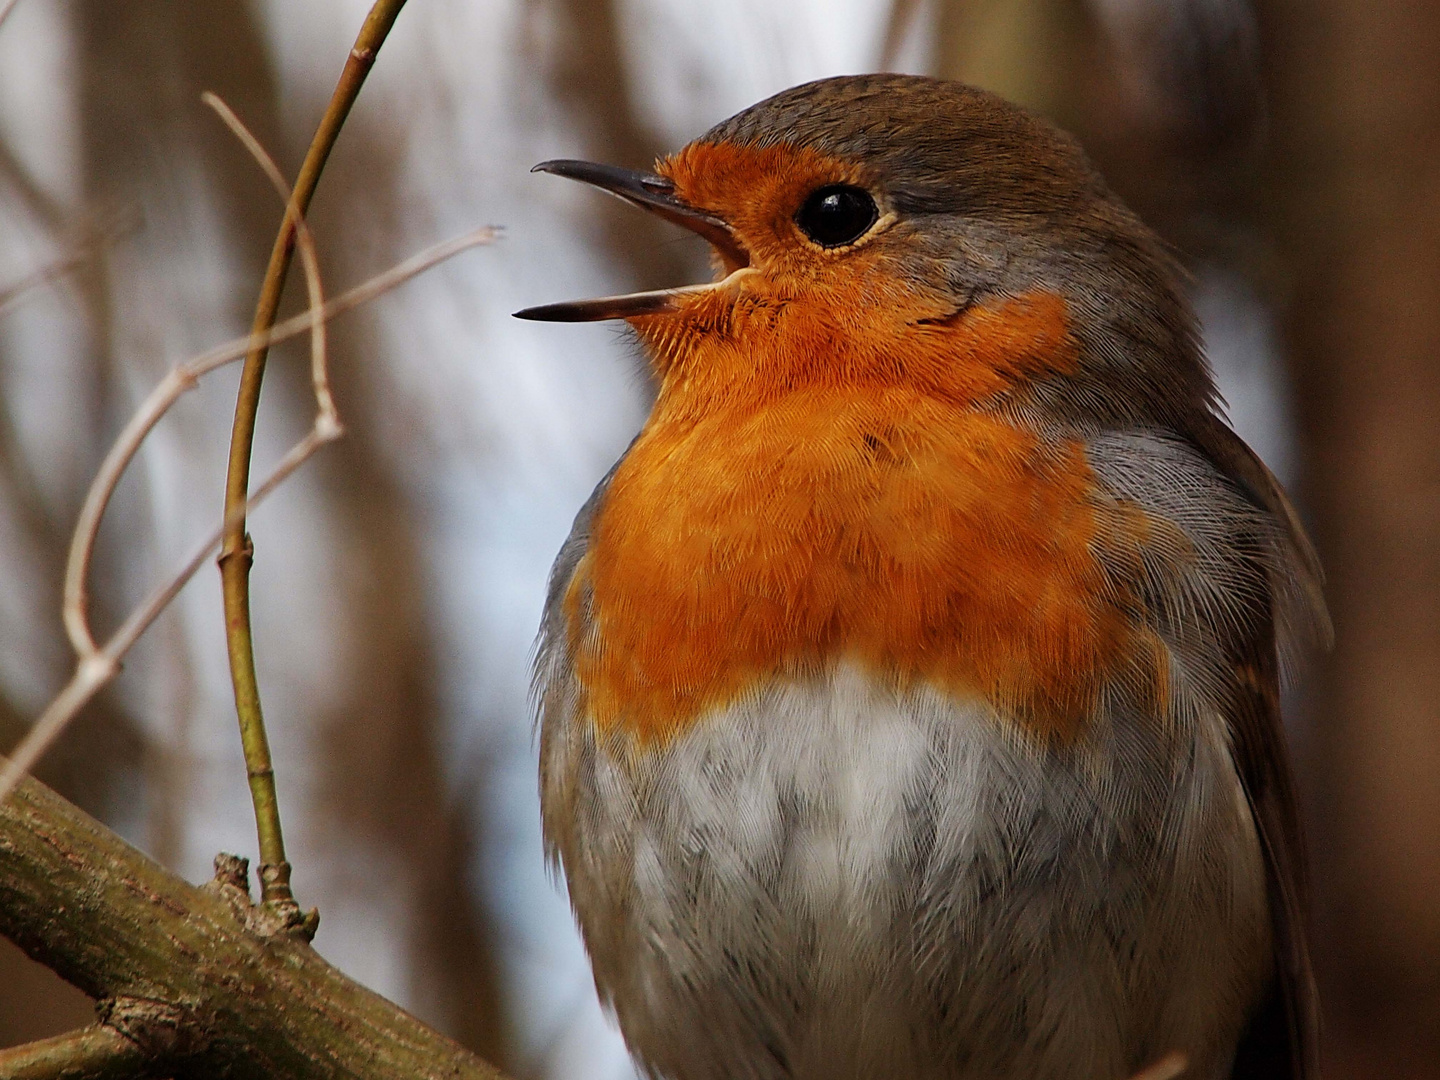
[517,74,1328,1080]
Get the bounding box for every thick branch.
[0,1025,145,1080]
[0,775,507,1080]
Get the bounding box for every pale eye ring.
[795,184,879,248]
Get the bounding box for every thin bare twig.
[202,91,337,432]
[203,88,336,927]
[0,226,493,804]
[0,137,69,230]
[0,0,23,35]
[218,0,408,917]
[0,250,91,315]
[0,215,138,565]
[0,211,137,316]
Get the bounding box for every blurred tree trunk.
[529,0,707,295]
[305,126,512,1065]
[73,0,286,874]
[1258,1,1440,1077]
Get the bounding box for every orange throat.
[564,289,1159,746]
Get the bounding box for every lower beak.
[514,159,749,323]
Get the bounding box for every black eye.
[795,185,879,248]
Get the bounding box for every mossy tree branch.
[0,773,508,1080]
[0,1025,144,1080]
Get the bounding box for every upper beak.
[514,159,750,323]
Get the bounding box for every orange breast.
[565,291,1158,745]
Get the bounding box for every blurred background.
[0,1,1435,1077]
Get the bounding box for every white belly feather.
[539,663,1270,1080]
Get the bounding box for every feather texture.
[531,73,1327,1080]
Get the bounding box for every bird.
[517,74,1329,1080]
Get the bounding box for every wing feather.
[1087,425,1326,1080]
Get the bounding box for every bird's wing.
[1087,426,1325,1080]
[1191,418,1326,1080]
[1223,620,1319,1080]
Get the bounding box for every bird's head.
[517,74,1212,429]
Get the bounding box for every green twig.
[219,0,408,925]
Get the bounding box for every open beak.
[513,159,750,323]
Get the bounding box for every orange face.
[546,140,1164,748]
[625,140,1090,417]
[662,141,877,275]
